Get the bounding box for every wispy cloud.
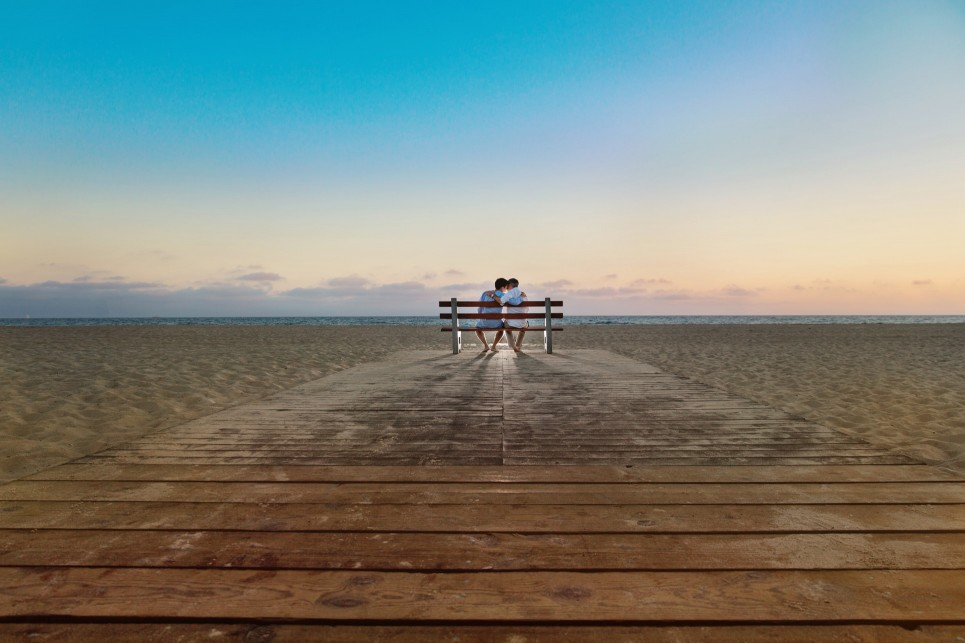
[539,279,574,290]
[568,286,648,298]
[650,290,696,301]
[719,285,758,297]
[29,279,165,291]
[441,282,479,291]
[0,277,354,317]
[630,278,672,287]
[281,280,425,299]
[236,272,283,282]
[327,275,372,288]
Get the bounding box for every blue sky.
[2,1,964,316]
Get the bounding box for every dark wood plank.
[2,568,964,621]
[4,480,962,504]
[72,454,920,466]
[439,300,563,307]
[440,312,564,319]
[4,501,963,532]
[23,463,961,483]
[444,326,565,331]
[3,623,963,642]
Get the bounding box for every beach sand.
[1,324,963,481]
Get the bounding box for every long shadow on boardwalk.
[1,349,964,640]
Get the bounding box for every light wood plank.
[2,530,963,570]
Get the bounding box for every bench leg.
[451,298,460,354]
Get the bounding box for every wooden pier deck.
[1,349,963,641]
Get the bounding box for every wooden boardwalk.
[1,349,963,641]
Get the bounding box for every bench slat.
[439,301,563,307]
[441,313,564,320]
[442,327,565,332]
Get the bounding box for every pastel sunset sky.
[2,1,963,316]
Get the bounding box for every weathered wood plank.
[3,623,962,643]
[128,427,868,453]
[4,480,962,504]
[2,568,964,621]
[121,439,872,450]
[3,529,963,570]
[87,447,894,460]
[4,501,964,532]
[118,435,872,447]
[28,463,956,483]
[503,456,917,466]
[73,454,918,466]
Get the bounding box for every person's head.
[508,278,519,288]
[494,277,509,291]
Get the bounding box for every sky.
[2,0,964,317]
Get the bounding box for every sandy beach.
[2,324,963,482]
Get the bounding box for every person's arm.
[478,291,497,314]
[493,287,521,304]
[504,290,526,306]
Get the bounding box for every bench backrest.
[438,298,563,353]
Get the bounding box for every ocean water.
[2,315,963,327]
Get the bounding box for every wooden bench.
[440,298,563,354]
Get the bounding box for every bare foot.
[490,346,498,352]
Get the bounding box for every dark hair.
[494,278,509,289]
[508,278,519,288]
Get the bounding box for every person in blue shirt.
[475,278,510,352]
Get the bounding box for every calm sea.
[2,315,963,327]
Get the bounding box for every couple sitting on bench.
[475,277,528,353]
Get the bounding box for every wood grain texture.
[3,529,964,570]
[3,623,963,643]
[25,463,958,482]
[3,568,964,621]
[4,501,963,532]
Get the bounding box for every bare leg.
[514,329,526,352]
[474,330,489,352]
[504,330,514,350]
[490,330,504,351]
